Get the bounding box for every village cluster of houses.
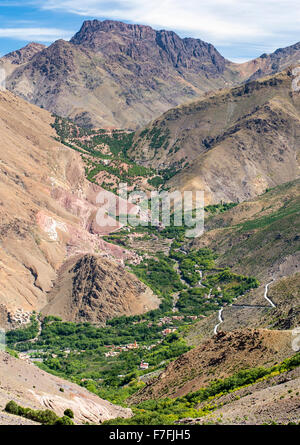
[104,339,166,358]
[19,350,43,364]
[104,340,139,357]
[146,314,198,328]
[162,328,177,336]
[139,360,149,369]
[8,308,31,326]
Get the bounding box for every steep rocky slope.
[2,42,46,66]
[129,329,295,403]
[265,273,300,330]
[42,254,159,324]
[0,89,155,325]
[0,20,239,129]
[180,366,300,425]
[192,179,300,280]
[130,70,300,203]
[0,351,131,424]
[236,41,300,81]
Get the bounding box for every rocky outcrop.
[2,42,46,65]
[70,19,226,75]
[42,254,160,324]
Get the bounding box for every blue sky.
[0,1,300,62]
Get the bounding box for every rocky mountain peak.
[70,19,160,44]
[70,19,226,73]
[3,42,46,65]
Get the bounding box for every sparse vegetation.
[5,401,74,425]
[104,352,300,424]
[6,315,39,345]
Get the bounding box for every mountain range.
[1,19,300,130]
[0,19,299,426]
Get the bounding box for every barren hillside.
[2,20,300,131]
[179,366,300,425]
[129,329,295,403]
[191,179,300,280]
[0,351,131,424]
[0,89,156,325]
[130,70,300,203]
[235,40,300,81]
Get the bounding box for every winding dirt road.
[213,280,277,334]
[264,280,276,308]
[213,308,224,335]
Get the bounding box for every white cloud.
[0,27,72,42]
[39,0,300,48]
[230,57,253,64]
